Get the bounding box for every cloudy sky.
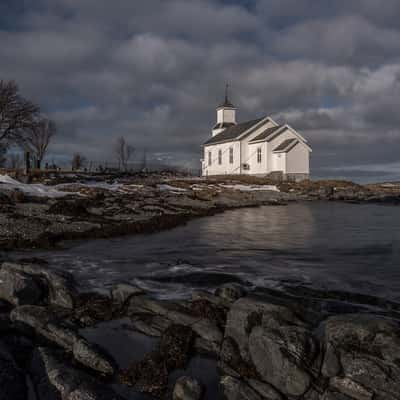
[1,0,400,181]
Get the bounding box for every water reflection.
[10,202,400,301]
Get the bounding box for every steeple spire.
[225,83,229,103]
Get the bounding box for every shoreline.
[0,174,399,251]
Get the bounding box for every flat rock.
[111,283,144,306]
[220,376,262,400]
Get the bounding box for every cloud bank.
[1,0,400,180]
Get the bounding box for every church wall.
[286,143,310,174]
[202,141,241,176]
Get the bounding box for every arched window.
[218,149,222,165]
[229,147,234,164]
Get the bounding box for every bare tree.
[22,118,56,169]
[0,80,39,144]
[114,136,134,172]
[72,152,86,171]
[9,152,22,169]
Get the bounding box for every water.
[12,202,400,301]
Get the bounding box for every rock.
[215,283,246,303]
[159,324,194,370]
[246,379,284,400]
[121,324,195,397]
[120,351,169,397]
[73,339,115,376]
[74,292,114,326]
[0,267,42,306]
[1,262,77,309]
[321,343,341,377]
[220,376,262,400]
[321,314,400,399]
[329,377,373,400]
[248,324,313,397]
[224,297,306,363]
[321,390,353,400]
[30,347,124,400]
[111,283,144,305]
[128,296,223,353]
[173,376,202,400]
[0,341,27,400]
[11,305,115,376]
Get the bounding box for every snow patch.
[157,184,187,192]
[220,184,279,192]
[0,175,74,198]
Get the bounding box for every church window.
[257,147,262,163]
[218,149,222,165]
[208,151,212,166]
[229,147,234,164]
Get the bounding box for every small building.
[202,93,312,181]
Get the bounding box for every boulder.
[11,305,115,376]
[0,267,42,306]
[173,376,202,400]
[30,347,124,400]
[248,324,313,397]
[1,262,77,309]
[321,314,400,399]
[223,297,306,363]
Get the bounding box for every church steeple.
[212,85,237,136]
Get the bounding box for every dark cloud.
[0,0,399,180]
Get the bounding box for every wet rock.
[190,298,227,329]
[111,283,144,306]
[220,376,262,400]
[321,343,341,377]
[128,296,223,353]
[1,262,77,309]
[11,305,115,376]
[0,341,27,400]
[120,350,168,398]
[215,283,246,303]
[248,323,314,397]
[0,267,42,306]
[321,314,400,400]
[74,292,115,326]
[329,377,373,400]
[73,338,115,376]
[173,376,202,400]
[245,379,284,400]
[121,324,195,397]
[224,297,306,363]
[30,347,124,400]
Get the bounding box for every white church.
[202,91,312,181]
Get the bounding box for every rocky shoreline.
[0,174,399,251]
[0,259,399,400]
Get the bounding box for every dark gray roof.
[273,138,298,152]
[212,122,236,130]
[217,99,235,109]
[204,117,265,145]
[249,125,282,143]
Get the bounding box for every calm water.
[12,202,400,301]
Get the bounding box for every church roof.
[212,122,236,130]
[273,138,299,153]
[217,98,235,109]
[204,117,265,146]
[248,125,282,143]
